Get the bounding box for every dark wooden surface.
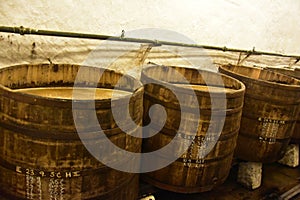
[140,163,300,200]
[265,67,300,144]
[219,64,300,163]
[0,163,299,199]
[141,65,245,193]
[0,64,143,200]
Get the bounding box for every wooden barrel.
[219,64,300,163]
[265,67,300,143]
[141,65,245,193]
[0,63,143,200]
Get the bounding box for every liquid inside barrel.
[141,65,245,193]
[0,63,143,200]
[219,64,300,163]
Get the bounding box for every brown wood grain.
[0,63,143,200]
[141,65,245,193]
[219,64,300,162]
[265,67,300,144]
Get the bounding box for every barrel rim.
[0,63,143,105]
[219,64,300,90]
[141,64,246,96]
[265,66,300,80]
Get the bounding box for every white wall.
[0,0,300,69]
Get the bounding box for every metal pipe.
[1,25,300,60]
[0,26,157,44]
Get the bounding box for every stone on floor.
[237,162,262,190]
[278,144,299,168]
